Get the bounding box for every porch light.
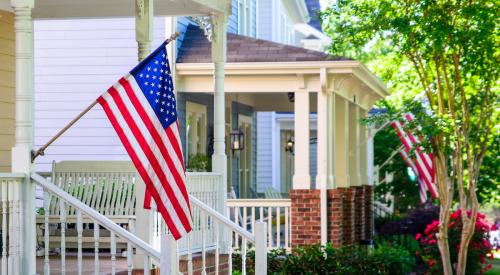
[230,129,244,151]
[285,136,294,153]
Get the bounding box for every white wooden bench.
[36,161,139,250]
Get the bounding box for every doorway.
[238,114,252,198]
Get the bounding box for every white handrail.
[189,195,255,243]
[30,173,161,261]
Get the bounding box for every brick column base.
[327,189,343,247]
[354,186,365,242]
[290,189,322,246]
[364,185,374,240]
[339,187,355,245]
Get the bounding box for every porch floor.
[36,254,129,275]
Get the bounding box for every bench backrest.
[48,161,139,217]
[264,187,283,199]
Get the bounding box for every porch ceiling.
[32,0,230,19]
[176,61,389,111]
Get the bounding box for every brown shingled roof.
[177,24,348,63]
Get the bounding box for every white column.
[211,14,228,187]
[292,90,310,189]
[134,0,154,268]
[10,0,35,273]
[211,13,228,252]
[333,95,349,188]
[135,0,153,61]
[348,103,361,186]
[359,109,369,185]
[316,82,331,245]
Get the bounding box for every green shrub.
[232,244,415,275]
[186,154,211,172]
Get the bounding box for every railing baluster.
[201,211,207,275]
[1,180,7,275]
[94,220,100,275]
[285,206,289,251]
[111,231,116,275]
[187,230,193,275]
[243,206,247,231]
[228,229,233,274]
[251,207,255,233]
[60,200,66,275]
[214,220,220,275]
[241,238,247,275]
[234,207,239,248]
[8,180,14,275]
[276,207,280,248]
[77,210,83,275]
[267,207,272,248]
[127,219,134,275]
[143,255,150,275]
[44,191,50,275]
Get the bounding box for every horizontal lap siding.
[34,17,166,172]
[0,10,15,172]
[256,112,273,192]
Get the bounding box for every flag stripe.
[97,95,182,238]
[106,86,192,231]
[124,77,190,204]
[391,117,439,199]
[97,42,192,240]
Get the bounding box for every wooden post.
[292,90,310,189]
[160,233,178,275]
[254,221,267,275]
[211,13,228,252]
[134,0,154,268]
[10,0,36,273]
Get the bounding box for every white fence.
[227,198,291,251]
[153,172,225,255]
[0,173,24,275]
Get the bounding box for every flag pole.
[31,32,181,162]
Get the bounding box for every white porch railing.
[0,173,24,275]
[227,198,291,251]
[0,173,267,274]
[153,172,225,254]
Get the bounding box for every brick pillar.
[290,189,321,246]
[339,187,355,245]
[327,189,343,247]
[364,185,374,240]
[354,186,365,242]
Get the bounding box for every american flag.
[399,149,428,203]
[97,41,192,239]
[391,113,438,201]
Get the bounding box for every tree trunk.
[437,207,454,275]
[435,153,454,275]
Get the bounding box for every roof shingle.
[177,24,347,63]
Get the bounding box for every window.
[186,101,207,163]
[238,0,253,36]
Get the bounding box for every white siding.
[256,112,274,192]
[34,17,166,172]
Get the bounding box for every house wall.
[0,10,15,172]
[33,17,166,172]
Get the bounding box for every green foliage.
[186,153,211,172]
[232,244,415,275]
[416,209,495,274]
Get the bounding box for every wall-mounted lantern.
[230,129,244,151]
[285,136,294,153]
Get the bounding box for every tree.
[321,1,499,274]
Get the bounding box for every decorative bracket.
[190,16,213,41]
